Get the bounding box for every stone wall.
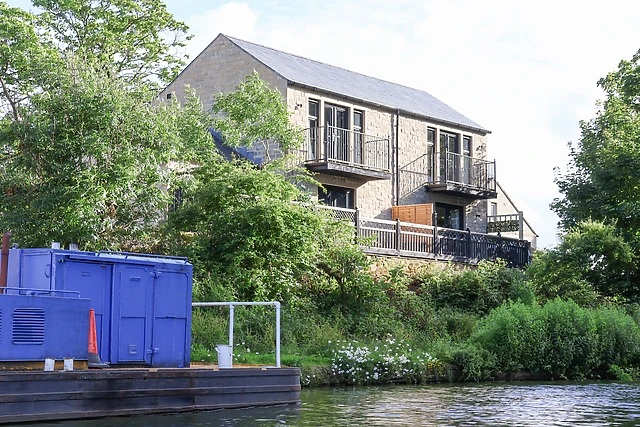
[161,35,286,110]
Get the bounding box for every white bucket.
[215,344,233,369]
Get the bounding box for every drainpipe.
[395,109,400,206]
[1,232,11,292]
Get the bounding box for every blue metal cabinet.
[112,264,153,364]
[6,249,193,368]
[152,269,191,368]
[57,261,113,363]
[0,293,90,361]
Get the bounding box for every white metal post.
[229,304,234,347]
[275,302,281,368]
[192,301,282,368]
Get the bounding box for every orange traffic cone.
[88,309,108,369]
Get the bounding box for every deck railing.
[320,206,530,267]
[304,126,390,172]
[400,152,496,194]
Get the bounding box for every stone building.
[162,34,513,236]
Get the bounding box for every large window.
[436,203,464,230]
[462,135,472,184]
[427,128,435,182]
[325,104,349,161]
[440,132,459,182]
[354,110,364,164]
[318,185,355,209]
[308,100,319,158]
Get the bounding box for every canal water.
[38,382,640,426]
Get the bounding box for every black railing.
[304,126,390,172]
[352,214,530,267]
[436,152,496,192]
[400,152,496,194]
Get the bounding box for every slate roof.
[224,35,489,134]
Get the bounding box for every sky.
[9,0,640,248]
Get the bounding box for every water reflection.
[36,382,640,427]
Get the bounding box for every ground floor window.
[436,203,464,230]
[318,185,355,209]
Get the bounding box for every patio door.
[325,104,348,161]
[439,132,459,183]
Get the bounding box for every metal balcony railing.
[436,152,496,192]
[400,152,496,195]
[304,126,390,172]
[313,205,530,267]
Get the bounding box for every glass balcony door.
[439,132,459,183]
[325,104,349,162]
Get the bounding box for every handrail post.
[228,304,234,347]
[466,228,472,259]
[324,126,329,161]
[518,210,524,241]
[275,302,281,368]
[395,218,402,253]
[432,212,439,255]
[354,207,360,243]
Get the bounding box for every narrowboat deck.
[0,366,301,424]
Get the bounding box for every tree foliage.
[527,221,635,304]
[33,0,190,85]
[0,64,214,249]
[211,71,303,161]
[0,0,209,249]
[0,2,62,120]
[552,49,640,245]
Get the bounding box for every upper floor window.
[440,131,458,154]
[463,136,471,157]
[427,128,435,155]
[308,99,319,129]
[353,110,363,133]
[490,202,498,216]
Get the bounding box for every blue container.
[7,249,193,368]
[0,290,90,361]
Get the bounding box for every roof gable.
[224,35,488,134]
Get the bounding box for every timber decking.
[0,366,301,424]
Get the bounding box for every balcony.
[300,126,391,181]
[400,152,497,199]
[316,205,530,267]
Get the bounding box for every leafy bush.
[414,260,534,315]
[466,298,640,379]
[527,221,635,304]
[451,343,497,381]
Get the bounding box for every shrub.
[451,343,497,381]
[415,260,534,315]
[465,298,640,380]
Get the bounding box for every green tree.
[211,71,303,161]
[0,64,214,249]
[552,49,640,246]
[527,221,635,304]
[0,2,62,120]
[33,0,190,85]
[165,159,342,302]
